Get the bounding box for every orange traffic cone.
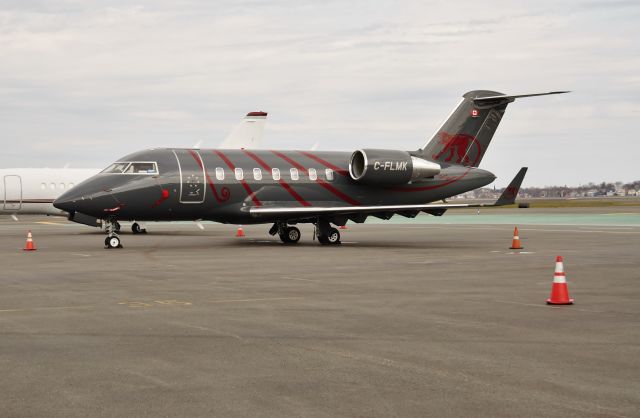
[509,226,523,249]
[235,226,245,237]
[547,256,574,305]
[23,230,37,251]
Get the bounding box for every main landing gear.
[131,222,147,234]
[270,222,301,244]
[315,218,341,245]
[104,218,123,249]
[268,219,341,245]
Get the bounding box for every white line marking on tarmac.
[71,253,91,257]
[171,322,242,340]
[282,276,321,282]
[0,305,94,313]
[208,297,303,304]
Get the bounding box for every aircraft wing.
[248,167,528,220]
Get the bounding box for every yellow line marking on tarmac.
[208,297,303,304]
[118,301,153,308]
[0,305,94,313]
[154,300,192,306]
[35,221,66,226]
[601,213,640,216]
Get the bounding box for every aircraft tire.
[318,228,340,245]
[104,236,122,249]
[326,227,341,245]
[285,226,301,244]
[131,222,146,234]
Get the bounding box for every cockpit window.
[102,162,130,173]
[125,162,158,174]
[101,162,158,175]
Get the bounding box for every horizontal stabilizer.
[473,91,570,104]
[495,167,528,206]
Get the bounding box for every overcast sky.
[1,0,638,186]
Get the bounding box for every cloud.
[0,0,638,185]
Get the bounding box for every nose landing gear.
[104,218,123,249]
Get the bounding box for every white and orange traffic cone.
[23,230,37,251]
[509,226,523,249]
[235,226,245,237]
[547,256,574,305]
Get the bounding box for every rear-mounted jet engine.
[348,149,441,185]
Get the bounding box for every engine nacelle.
[348,149,441,185]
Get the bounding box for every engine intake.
[349,149,441,185]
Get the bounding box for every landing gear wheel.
[279,226,301,244]
[318,227,340,245]
[105,235,122,249]
[131,222,146,234]
[286,226,301,243]
[326,227,341,245]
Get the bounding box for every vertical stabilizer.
[420,90,510,167]
[420,90,568,167]
[219,111,268,149]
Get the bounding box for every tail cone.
[510,226,523,249]
[23,230,37,251]
[547,256,574,305]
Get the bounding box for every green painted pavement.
[366,212,640,226]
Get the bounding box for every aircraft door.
[3,175,22,210]
[172,149,206,204]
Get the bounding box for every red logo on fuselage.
[432,132,481,166]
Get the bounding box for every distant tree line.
[461,180,640,199]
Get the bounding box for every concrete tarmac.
[0,210,639,417]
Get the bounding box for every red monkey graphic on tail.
[432,132,480,166]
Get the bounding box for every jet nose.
[53,194,76,212]
[54,183,120,217]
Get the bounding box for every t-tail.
[419,90,569,167]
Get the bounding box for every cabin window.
[40,183,46,190]
[308,168,317,181]
[325,169,334,181]
[68,183,74,188]
[215,167,224,181]
[253,168,262,181]
[235,168,244,181]
[290,168,299,181]
[272,168,280,181]
[59,183,65,190]
[50,183,56,190]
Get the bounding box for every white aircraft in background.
[0,111,267,232]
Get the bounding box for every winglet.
[495,167,528,206]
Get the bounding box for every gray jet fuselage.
[54,148,495,225]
